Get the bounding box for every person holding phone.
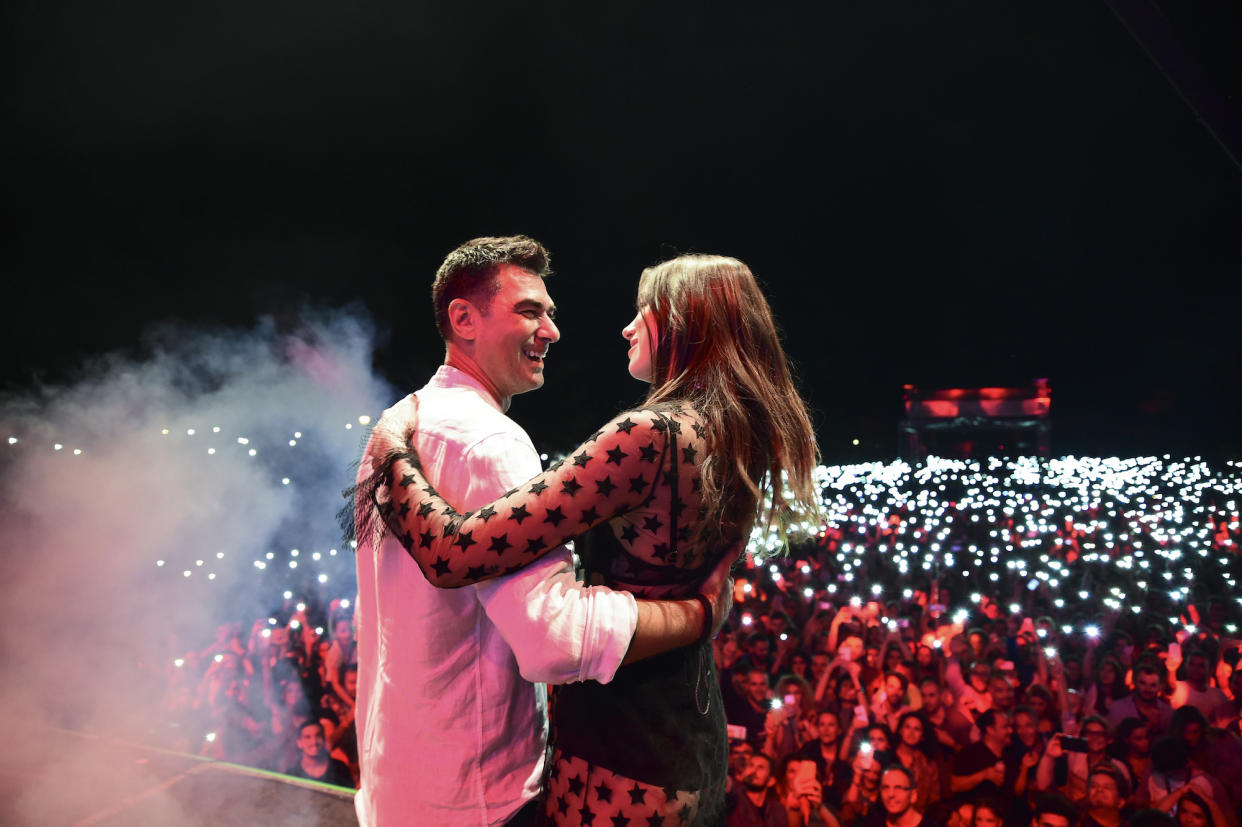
[1035,715,1130,803]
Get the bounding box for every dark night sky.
[5,0,1242,462]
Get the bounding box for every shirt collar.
[428,364,504,412]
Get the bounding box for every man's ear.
[448,298,478,341]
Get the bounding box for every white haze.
[0,306,392,823]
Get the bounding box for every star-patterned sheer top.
[374,403,743,599]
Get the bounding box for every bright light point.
[216,552,224,559]
[156,560,165,567]
[358,416,371,425]
[290,549,299,558]
[268,617,277,625]
[312,552,321,561]
[212,426,220,433]
[345,423,353,430]
[1054,598,1065,608]
[290,620,300,630]
[254,561,266,569]
[183,570,191,577]
[318,574,328,584]
[289,440,297,447]
[207,448,215,455]
[186,428,196,436]
[852,438,860,446]
[174,658,184,667]
[205,732,217,743]
[73,448,82,455]
[261,628,271,638]
[53,444,63,451]
[330,548,339,556]
[741,614,752,626]
[266,552,274,560]
[283,590,293,599]
[237,437,249,445]
[207,573,216,580]
[315,627,324,635]
[1084,625,1100,639]
[296,602,306,612]
[871,584,883,595]
[195,559,203,566]
[213,654,223,663]
[6,437,15,445]
[340,599,351,609]
[248,449,257,456]
[801,565,810,574]
[161,429,169,435]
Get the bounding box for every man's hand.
[367,394,420,468]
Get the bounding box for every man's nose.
[540,316,560,343]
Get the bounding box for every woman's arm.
[370,409,681,588]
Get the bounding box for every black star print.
[619,524,639,544]
[628,475,648,494]
[572,451,593,468]
[561,477,583,496]
[477,504,497,522]
[586,428,605,442]
[442,518,459,537]
[396,529,412,548]
[465,564,486,581]
[431,556,451,578]
[649,416,667,432]
[643,515,664,533]
[578,804,596,825]
[609,815,627,827]
[665,418,681,434]
[488,535,512,555]
[399,472,416,487]
[566,774,585,797]
[580,507,599,525]
[396,500,411,518]
[529,480,549,496]
[594,780,613,804]
[627,783,647,805]
[670,497,686,518]
[417,501,436,518]
[595,476,617,496]
[442,505,459,517]
[682,444,698,464]
[646,815,664,827]
[378,500,393,518]
[544,506,566,526]
[418,530,435,549]
[525,536,546,555]
[509,504,531,524]
[677,525,692,543]
[605,445,628,466]
[678,804,691,822]
[692,421,707,439]
[615,417,637,434]
[556,795,570,815]
[691,477,702,493]
[652,542,671,560]
[639,443,660,463]
[422,484,438,497]
[454,530,476,551]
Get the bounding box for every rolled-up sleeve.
[475,549,637,685]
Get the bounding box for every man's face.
[470,264,560,402]
[989,676,1014,710]
[885,675,905,701]
[742,755,772,791]
[811,653,830,680]
[333,619,352,647]
[1014,712,1038,746]
[1186,654,1209,687]
[986,713,1012,744]
[1087,772,1122,810]
[298,725,325,759]
[920,682,941,712]
[747,671,769,703]
[969,664,991,691]
[1136,671,1161,702]
[343,668,358,698]
[880,768,915,816]
[899,716,924,747]
[1033,814,1071,827]
[751,638,771,658]
[729,742,754,778]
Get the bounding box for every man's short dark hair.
[300,720,325,738]
[1033,792,1080,824]
[881,763,916,787]
[431,235,551,338]
[1088,762,1130,800]
[976,708,1004,734]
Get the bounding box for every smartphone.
[796,760,817,784]
[1169,642,1182,661]
[1060,736,1089,753]
[726,724,748,742]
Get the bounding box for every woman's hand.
[368,394,419,466]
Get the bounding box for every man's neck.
[887,808,923,827]
[983,736,1004,756]
[1088,808,1122,827]
[301,752,329,776]
[444,351,509,412]
[745,787,770,807]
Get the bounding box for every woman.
[765,673,818,762]
[1085,657,1128,717]
[894,711,941,811]
[364,254,820,824]
[971,796,1006,827]
[1110,717,1153,805]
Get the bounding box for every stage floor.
[2,727,357,826]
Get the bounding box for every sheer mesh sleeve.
[375,410,675,587]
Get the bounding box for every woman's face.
[791,654,808,676]
[1014,712,1038,746]
[973,806,1003,827]
[1100,663,1118,685]
[1178,798,1208,827]
[867,727,891,753]
[622,307,658,382]
[899,717,924,747]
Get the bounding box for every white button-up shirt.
[354,366,638,826]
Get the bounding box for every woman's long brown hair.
[637,254,821,546]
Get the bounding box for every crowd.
[157,455,1242,826]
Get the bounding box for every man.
[1168,647,1229,719]
[354,236,725,826]
[1028,793,1079,827]
[1081,764,1129,827]
[729,667,773,746]
[919,676,973,747]
[950,708,1009,801]
[1107,663,1174,734]
[727,752,788,827]
[796,711,853,808]
[288,721,354,787]
[872,764,938,827]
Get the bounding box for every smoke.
[0,305,391,821]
